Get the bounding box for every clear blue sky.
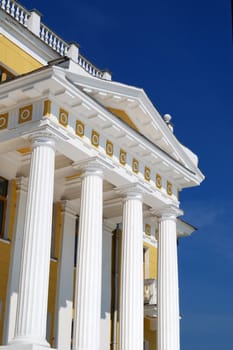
[22,0,233,348]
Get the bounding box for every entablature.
[0,66,203,194]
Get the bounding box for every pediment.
[66,71,202,177]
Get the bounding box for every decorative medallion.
[91,130,99,147]
[145,224,151,236]
[167,181,173,196]
[119,149,127,165]
[59,108,68,126]
[0,113,8,130]
[43,100,51,117]
[144,166,151,181]
[156,173,162,189]
[76,120,85,137]
[106,140,114,157]
[19,105,32,124]
[132,158,139,174]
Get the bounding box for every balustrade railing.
[0,0,108,79]
[39,23,69,56]
[0,0,29,26]
[78,54,104,79]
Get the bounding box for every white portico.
[0,57,204,350]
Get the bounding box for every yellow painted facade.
[0,35,42,75]
[144,318,157,350]
[144,242,158,279]
[143,242,158,349]
[0,180,17,344]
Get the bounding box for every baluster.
[56,40,60,54]
[64,46,68,55]
[45,30,49,44]
[60,43,64,55]
[52,36,57,50]
[40,26,45,40]
[19,9,24,24]
[6,0,10,13]
[1,0,6,10]
[15,6,19,20]
[10,1,15,16]
[24,13,28,26]
[49,33,53,47]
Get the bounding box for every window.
[0,177,8,239]
[0,66,14,83]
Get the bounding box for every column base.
[0,344,54,350]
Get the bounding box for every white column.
[100,222,115,350]
[54,201,76,350]
[157,207,181,350]
[3,178,27,344]
[119,190,143,350]
[73,161,103,350]
[12,135,56,347]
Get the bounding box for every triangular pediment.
[66,70,202,178]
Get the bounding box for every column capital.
[116,183,147,201]
[103,220,116,235]
[16,177,28,193]
[73,156,113,178]
[29,133,57,151]
[61,200,77,218]
[153,205,183,222]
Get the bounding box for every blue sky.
[22,0,233,348]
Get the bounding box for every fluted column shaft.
[13,135,56,346]
[73,164,103,350]
[55,201,77,350]
[4,177,27,344]
[4,178,27,344]
[119,192,143,350]
[100,222,115,350]
[157,210,180,350]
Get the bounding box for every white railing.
[0,0,109,79]
[39,23,69,56]
[78,54,104,79]
[0,0,29,26]
[144,278,157,305]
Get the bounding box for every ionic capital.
[73,156,113,178]
[152,205,183,222]
[116,183,147,202]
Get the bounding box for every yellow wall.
[144,242,158,350]
[0,35,42,75]
[144,319,157,350]
[47,202,62,346]
[144,242,158,279]
[0,180,17,344]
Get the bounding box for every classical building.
[0,2,204,350]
